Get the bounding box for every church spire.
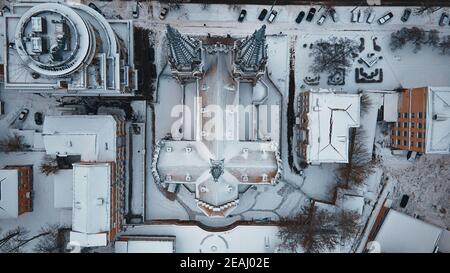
[233,25,268,82]
[166,25,203,82]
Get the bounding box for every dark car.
[88,3,104,16]
[306,8,316,22]
[34,112,43,125]
[377,12,394,25]
[258,9,268,21]
[329,8,338,22]
[295,11,305,24]
[401,8,411,22]
[400,194,409,208]
[238,9,247,22]
[439,12,449,26]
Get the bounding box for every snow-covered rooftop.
[70,163,111,247]
[374,209,442,253]
[0,169,19,219]
[425,87,450,154]
[120,224,281,253]
[306,89,361,164]
[53,169,73,209]
[115,236,175,253]
[42,115,117,161]
[154,31,281,217]
[3,2,137,95]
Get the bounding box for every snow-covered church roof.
[305,89,361,164]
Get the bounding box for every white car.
[18,108,29,121]
[317,13,327,25]
[366,10,376,24]
[351,9,360,23]
[159,7,168,20]
[267,10,278,23]
[132,3,139,19]
[378,12,394,25]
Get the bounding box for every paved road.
[178,0,450,6]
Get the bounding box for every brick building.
[0,165,33,219]
[297,89,361,164]
[390,87,450,154]
[42,115,126,247]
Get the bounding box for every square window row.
[398,112,425,119]
[395,139,423,148]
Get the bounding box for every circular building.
[14,3,96,77]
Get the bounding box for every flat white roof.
[54,169,73,209]
[306,89,361,164]
[115,239,175,253]
[71,163,111,242]
[0,169,19,219]
[425,87,450,154]
[120,224,281,253]
[374,210,442,253]
[43,115,117,161]
[383,92,399,122]
[341,195,365,216]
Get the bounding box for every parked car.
[400,194,410,208]
[329,8,338,22]
[401,8,412,22]
[18,109,29,121]
[132,2,139,19]
[295,11,305,24]
[439,12,449,26]
[88,3,104,16]
[306,7,316,22]
[34,112,43,126]
[351,9,360,23]
[238,9,247,22]
[378,12,394,25]
[258,9,268,21]
[159,7,168,20]
[366,10,376,24]
[317,13,327,25]
[0,101,4,116]
[267,9,278,23]
[358,10,364,23]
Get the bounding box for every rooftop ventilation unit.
[242,175,249,182]
[262,173,268,182]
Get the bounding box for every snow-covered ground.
[2,0,450,252]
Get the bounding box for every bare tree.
[337,129,375,187]
[34,224,69,253]
[309,37,359,76]
[337,210,360,242]
[278,203,340,253]
[438,35,450,55]
[390,27,426,53]
[0,134,28,153]
[39,156,59,176]
[360,93,372,115]
[278,203,361,253]
[0,225,67,253]
[425,29,440,48]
